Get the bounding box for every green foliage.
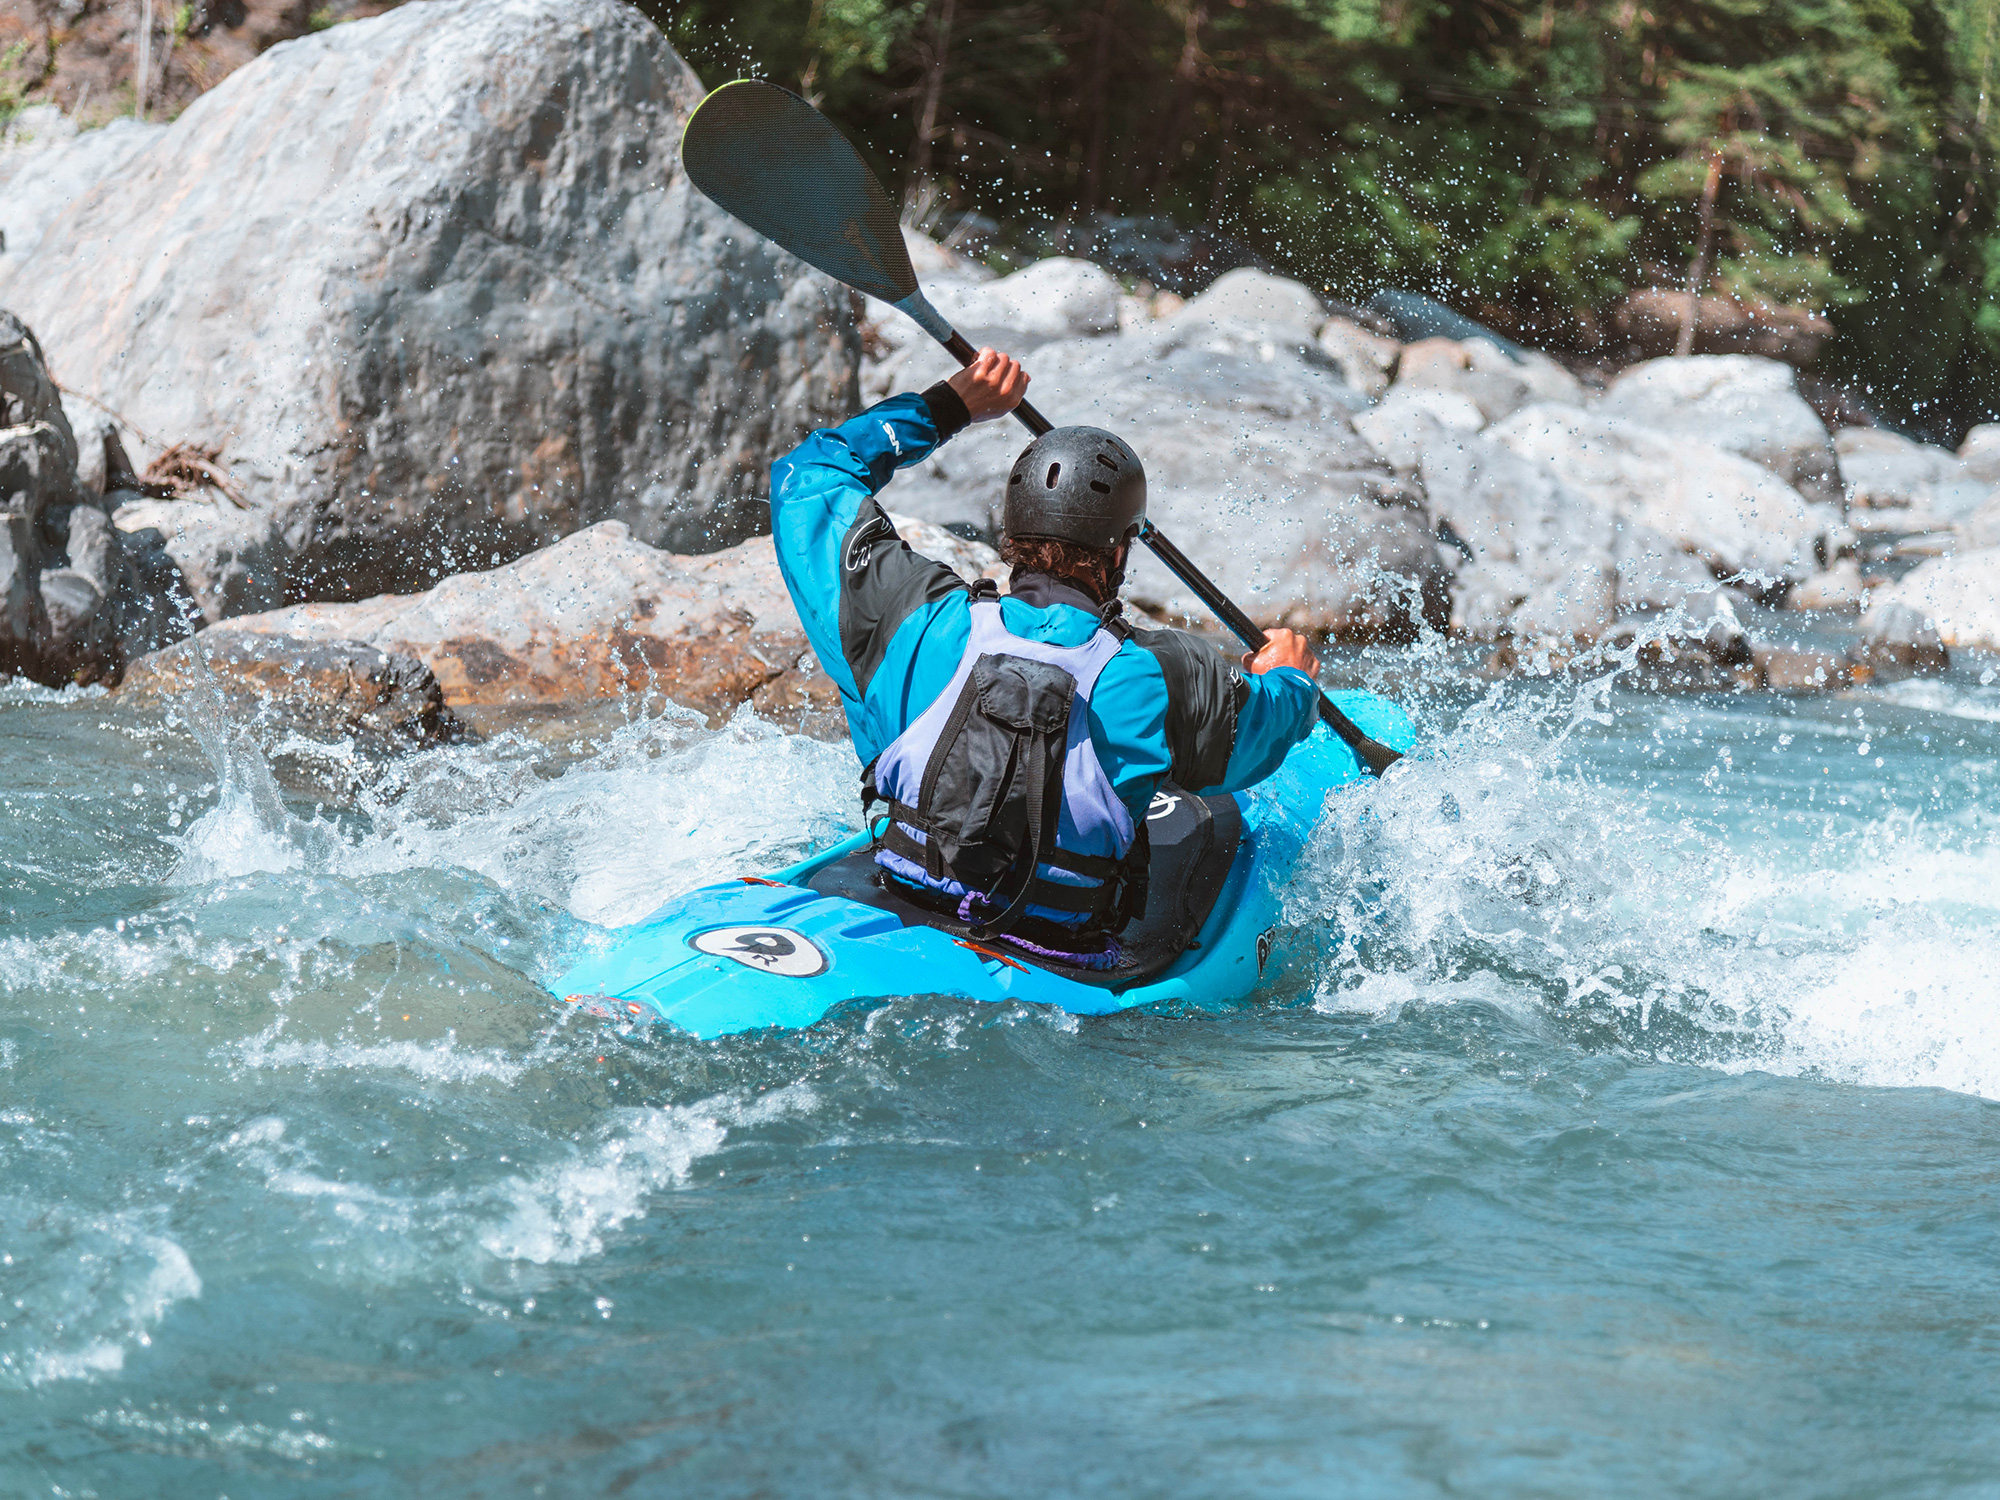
[646,0,2000,436]
[0,38,34,127]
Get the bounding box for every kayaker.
[768,348,1324,966]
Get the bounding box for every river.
[3,625,1997,1496]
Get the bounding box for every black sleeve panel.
[838,497,969,697]
[921,382,972,441]
[1129,625,1246,792]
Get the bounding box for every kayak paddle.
[680,78,1402,778]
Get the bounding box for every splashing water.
[4,633,2000,1496]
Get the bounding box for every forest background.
[657,0,2000,443]
[5,0,1998,440]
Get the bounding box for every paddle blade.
[681,79,916,305]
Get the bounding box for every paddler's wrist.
[920,381,971,442]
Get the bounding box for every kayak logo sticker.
[689,925,828,978]
[1147,791,1181,821]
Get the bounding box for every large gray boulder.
[0,0,858,609]
[1861,549,2000,657]
[865,320,1440,637]
[1835,427,1990,530]
[0,110,164,277]
[925,258,1122,344]
[1489,403,1843,583]
[1394,420,1619,643]
[1596,355,1841,504]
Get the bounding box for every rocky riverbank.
[1,0,1993,752]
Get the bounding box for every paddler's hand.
[948,348,1029,422]
[1244,629,1320,681]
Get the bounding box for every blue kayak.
[551,691,1415,1039]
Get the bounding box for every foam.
[481,1083,817,1265]
[1290,665,2000,1101]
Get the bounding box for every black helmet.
[1003,427,1146,550]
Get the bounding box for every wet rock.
[1176,268,1326,339]
[1855,600,1951,678]
[1355,390,1486,464]
[1489,403,1842,584]
[1960,490,2000,550]
[901,228,995,285]
[928,258,1122,343]
[1316,317,1398,401]
[1860,553,1999,663]
[153,514,1003,736]
[1786,558,1872,611]
[1960,424,2000,486]
[1752,643,1851,693]
[1393,338,1534,425]
[1366,291,1530,358]
[1408,425,1619,643]
[0,0,860,608]
[865,322,1438,637]
[1835,428,1990,530]
[109,496,291,623]
[0,311,78,469]
[120,634,460,752]
[0,114,164,285]
[1596,355,1842,504]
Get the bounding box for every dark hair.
[1001,535,1122,603]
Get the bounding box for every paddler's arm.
[767,384,970,704]
[1104,626,1320,802]
[1208,631,1322,792]
[768,352,1029,707]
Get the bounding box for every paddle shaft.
[938,333,1402,777]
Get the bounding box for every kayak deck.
[550,691,1415,1039]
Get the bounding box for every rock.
[110,522,204,659]
[1354,390,1486,472]
[1613,527,1741,622]
[1860,552,2000,662]
[0,311,78,473]
[0,0,859,609]
[1366,291,1531,358]
[0,312,196,683]
[1611,290,1833,365]
[858,322,1438,638]
[1074,215,1263,296]
[1960,489,2000,550]
[1960,424,2000,485]
[0,117,164,283]
[1316,317,1398,401]
[901,227,994,285]
[1175,268,1326,340]
[0,512,48,678]
[119,634,460,752]
[153,512,1004,734]
[1596,355,1841,504]
[1786,558,1871,611]
[1835,427,1990,530]
[1393,338,1533,425]
[1488,403,1842,583]
[1752,643,1851,693]
[927,258,1122,343]
[110,496,292,623]
[1409,428,1619,643]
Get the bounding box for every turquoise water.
[3,640,1999,1497]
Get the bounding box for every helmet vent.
[1089,480,1112,494]
[1045,462,1061,488]
[1095,453,1119,471]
